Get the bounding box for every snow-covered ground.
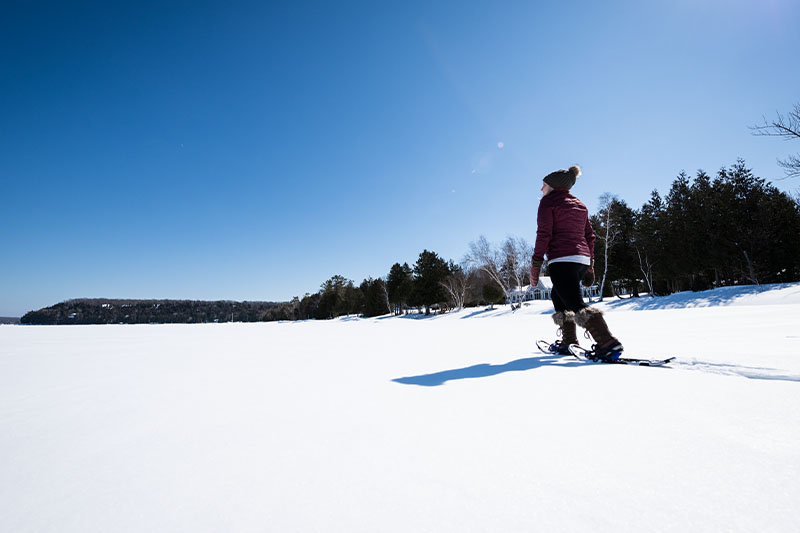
[2,283,800,532]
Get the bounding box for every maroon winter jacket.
[533,189,596,263]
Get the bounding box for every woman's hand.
[530,259,543,287]
[582,260,595,287]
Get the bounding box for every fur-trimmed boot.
[575,307,624,362]
[548,311,578,355]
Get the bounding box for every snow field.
[1,285,799,532]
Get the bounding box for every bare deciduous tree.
[750,103,800,178]
[380,279,392,315]
[596,193,621,301]
[636,248,655,297]
[501,236,534,290]
[466,235,512,301]
[440,265,473,310]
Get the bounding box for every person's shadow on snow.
[392,355,585,387]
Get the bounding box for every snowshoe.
[536,339,574,356]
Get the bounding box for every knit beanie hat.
[543,165,582,189]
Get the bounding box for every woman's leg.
[545,261,625,361]
[550,282,567,313]
[548,262,588,313]
[548,262,586,348]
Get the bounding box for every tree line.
[20,299,282,325]
[262,249,509,321]
[592,159,800,297]
[21,158,800,324]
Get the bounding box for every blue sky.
[2,0,799,316]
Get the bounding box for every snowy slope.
[600,281,800,310]
[1,284,799,532]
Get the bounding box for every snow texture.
[2,283,800,532]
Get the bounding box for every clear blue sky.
[2,0,799,316]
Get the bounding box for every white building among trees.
[506,276,600,305]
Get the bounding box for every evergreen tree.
[412,250,450,315]
[481,283,503,309]
[662,171,695,291]
[712,159,798,285]
[360,278,389,317]
[760,187,800,283]
[299,293,321,320]
[342,281,363,317]
[604,198,638,296]
[386,262,413,314]
[633,190,667,295]
[317,275,354,319]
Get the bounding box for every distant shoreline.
[0,317,20,325]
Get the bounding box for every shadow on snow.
[459,308,497,319]
[392,355,800,386]
[392,354,584,387]
[599,283,797,311]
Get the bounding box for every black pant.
[549,262,589,313]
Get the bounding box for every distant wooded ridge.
[0,317,20,325]
[20,299,282,325]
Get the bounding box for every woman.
[529,165,624,362]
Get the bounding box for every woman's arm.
[532,202,553,262]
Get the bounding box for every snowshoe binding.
[569,340,624,362]
[587,339,624,362]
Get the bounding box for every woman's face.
[541,182,553,196]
